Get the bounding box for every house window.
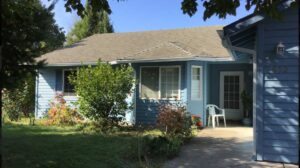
[140,66,180,99]
[63,70,76,96]
[160,67,180,99]
[191,66,202,100]
[140,67,159,99]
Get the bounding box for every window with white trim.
[63,70,76,96]
[191,66,202,100]
[140,66,180,99]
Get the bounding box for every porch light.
[276,42,285,56]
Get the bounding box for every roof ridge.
[92,25,224,36]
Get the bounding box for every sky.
[41,0,254,34]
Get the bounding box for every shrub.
[69,61,134,130]
[2,73,35,121]
[47,92,83,125]
[136,135,182,163]
[157,103,192,138]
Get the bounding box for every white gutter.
[42,56,234,67]
[115,56,233,64]
[45,62,98,67]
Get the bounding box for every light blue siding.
[35,69,56,118]
[255,7,299,163]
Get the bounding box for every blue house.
[35,3,298,164]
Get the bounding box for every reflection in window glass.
[191,66,202,100]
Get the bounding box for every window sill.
[140,97,181,101]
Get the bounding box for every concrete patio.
[164,127,298,168]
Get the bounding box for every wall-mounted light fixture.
[276,42,285,56]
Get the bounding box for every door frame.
[219,71,244,120]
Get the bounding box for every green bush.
[69,61,134,131]
[137,135,182,161]
[47,92,83,125]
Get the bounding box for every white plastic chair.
[206,104,226,128]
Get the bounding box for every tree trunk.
[0,45,2,129]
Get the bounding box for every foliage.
[157,103,192,138]
[241,90,252,118]
[2,73,35,121]
[61,0,298,20]
[66,4,114,45]
[137,135,182,164]
[191,115,202,127]
[47,92,83,125]
[1,0,65,89]
[69,62,134,130]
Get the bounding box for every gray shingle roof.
[38,26,230,65]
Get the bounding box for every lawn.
[2,120,164,168]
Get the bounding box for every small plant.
[191,115,202,128]
[157,103,192,138]
[47,92,83,125]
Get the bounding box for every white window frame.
[62,69,77,96]
[139,65,181,100]
[191,65,203,100]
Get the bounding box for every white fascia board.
[44,62,98,67]
[43,56,234,67]
[115,57,233,64]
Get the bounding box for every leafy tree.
[1,0,65,124]
[69,62,134,129]
[66,4,114,45]
[63,0,298,20]
[1,0,65,89]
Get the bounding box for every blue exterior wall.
[133,61,188,125]
[255,7,299,163]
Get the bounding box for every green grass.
[2,121,164,168]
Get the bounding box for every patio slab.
[163,127,298,168]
